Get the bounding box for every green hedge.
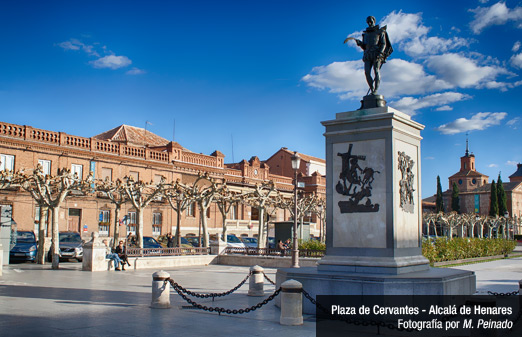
[422,237,517,263]
[298,239,326,251]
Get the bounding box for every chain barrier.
[487,290,520,297]
[166,271,251,301]
[262,272,276,286]
[301,288,415,333]
[167,278,281,315]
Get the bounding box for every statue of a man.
[345,16,393,95]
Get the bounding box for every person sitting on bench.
[115,240,131,267]
[103,239,124,271]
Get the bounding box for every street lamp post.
[291,151,301,268]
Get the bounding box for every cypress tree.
[436,175,444,213]
[497,173,508,217]
[451,182,460,213]
[489,180,498,217]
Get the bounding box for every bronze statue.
[345,16,393,95]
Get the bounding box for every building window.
[458,179,462,185]
[129,171,139,181]
[0,154,14,171]
[127,225,136,235]
[98,223,109,236]
[251,208,259,220]
[101,167,112,182]
[71,164,83,179]
[99,210,110,222]
[186,202,195,217]
[152,225,161,236]
[231,204,238,220]
[38,159,51,175]
[153,212,162,225]
[128,212,137,224]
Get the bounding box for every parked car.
[224,234,245,248]
[240,237,258,248]
[185,236,201,247]
[47,231,83,262]
[157,234,193,248]
[143,236,162,249]
[267,237,276,249]
[10,231,37,263]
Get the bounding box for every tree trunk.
[51,206,60,270]
[175,202,181,247]
[137,208,144,248]
[36,206,47,264]
[299,216,304,240]
[222,213,228,243]
[199,204,209,247]
[257,207,265,248]
[113,205,121,249]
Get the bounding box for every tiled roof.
[509,164,522,178]
[465,181,522,193]
[266,147,325,164]
[93,125,170,147]
[448,170,488,179]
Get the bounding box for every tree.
[280,192,319,240]
[95,178,128,249]
[489,180,498,217]
[15,164,92,269]
[451,182,460,213]
[244,181,278,248]
[122,176,166,248]
[436,176,444,213]
[215,185,245,243]
[164,180,194,247]
[189,173,218,248]
[497,173,508,217]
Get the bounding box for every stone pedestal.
[82,232,108,272]
[151,271,171,309]
[280,280,303,326]
[248,265,265,296]
[210,239,227,255]
[276,105,476,313]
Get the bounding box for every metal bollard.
[151,270,171,309]
[280,279,303,326]
[248,265,264,297]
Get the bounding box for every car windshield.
[144,237,159,245]
[16,231,36,243]
[180,237,189,244]
[59,233,81,243]
[242,238,257,243]
[227,235,242,243]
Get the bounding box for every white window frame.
[186,202,195,217]
[0,154,14,171]
[98,223,109,236]
[152,212,162,225]
[101,167,113,182]
[38,159,51,175]
[152,225,161,236]
[231,204,238,220]
[71,164,83,179]
[128,212,137,224]
[99,210,110,223]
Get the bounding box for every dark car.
[185,236,201,247]
[48,232,83,262]
[143,236,162,249]
[10,231,37,263]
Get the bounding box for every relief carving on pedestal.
[336,144,380,213]
[398,151,415,213]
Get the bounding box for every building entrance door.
[68,209,81,232]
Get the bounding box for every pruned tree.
[244,181,277,248]
[188,173,219,248]
[15,164,93,269]
[279,192,320,240]
[95,178,128,248]
[122,176,166,248]
[215,185,246,243]
[314,197,326,242]
[164,179,194,247]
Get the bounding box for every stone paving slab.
[1,258,522,336]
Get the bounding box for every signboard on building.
[474,194,480,213]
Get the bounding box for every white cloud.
[506,160,519,166]
[513,41,521,52]
[57,38,99,56]
[426,53,511,89]
[506,117,520,129]
[435,105,453,111]
[488,164,499,168]
[479,0,489,3]
[90,55,132,70]
[126,67,146,75]
[436,112,507,134]
[302,61,367,99]
[425,156,435,160]
[390,92,471,115]
[510,53,522,69]
[469,2,522,34]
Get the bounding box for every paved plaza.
[1,256,522,336]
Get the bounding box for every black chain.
[168,278,281,315]
[487,290,520,297]
[164,272,251,300]
[301,288,415,333]
[262,272,276,285]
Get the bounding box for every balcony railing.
[126,246,210,257]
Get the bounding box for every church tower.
[448,137,488,192]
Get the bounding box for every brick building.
[423,145,522,217]
[0,121,326,240]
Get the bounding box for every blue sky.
[1,0,521,197]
